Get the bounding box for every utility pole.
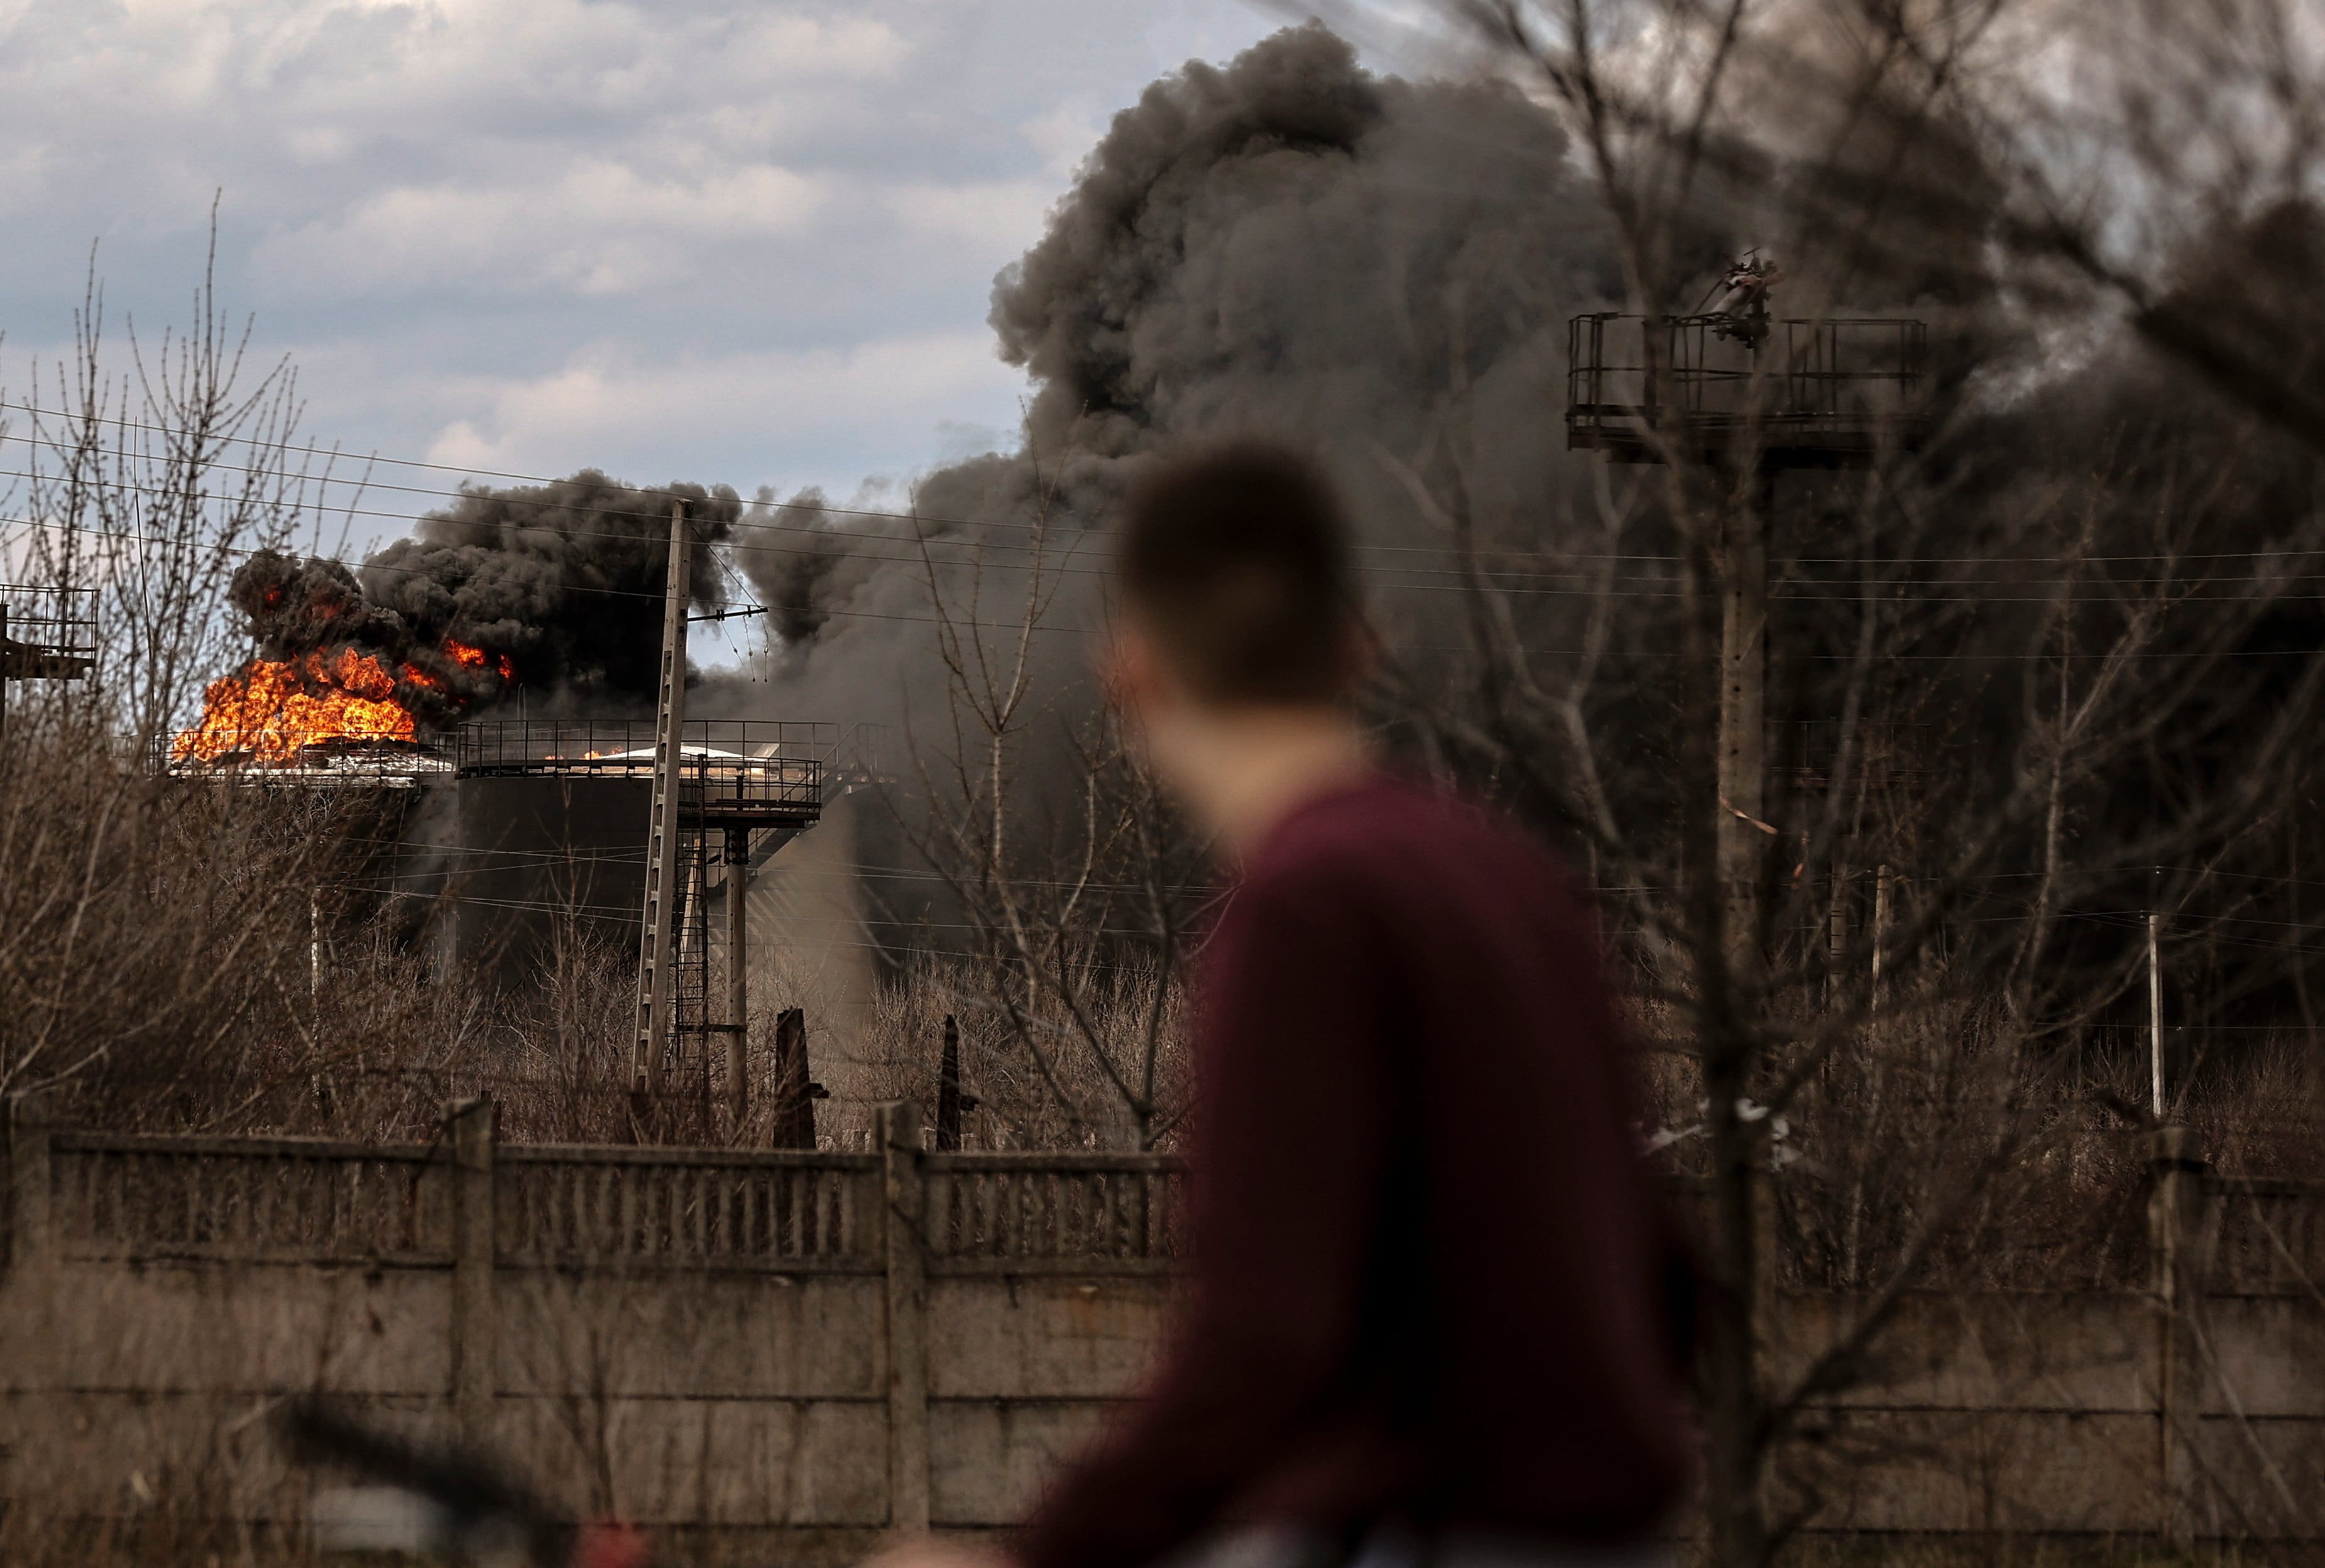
[725,825,751,1124]
[1567,308,1927,982]
[1718,474,1772,969]
[631,498,691,1102]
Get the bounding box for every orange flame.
[447,639,518,682]
[172,637,515,767]
[172,648,417,766]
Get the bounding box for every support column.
[878,1101,930,1533]
[447,1096,498,1442]
[725,825,751,1126]
[2148,1125,2208,1549]
[6,1091,54,1273]
[1717,471,1771,972]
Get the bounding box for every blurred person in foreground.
[872,441,1695,1568]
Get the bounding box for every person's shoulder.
[1250,771,1555,891]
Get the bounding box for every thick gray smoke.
[740,489,848,653]
[223,472,740,728]
[735,23,1622,722]
[244,25,1627,736]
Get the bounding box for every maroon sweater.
[1012,773,1693,1568]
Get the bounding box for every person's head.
[1104,439,1372,812]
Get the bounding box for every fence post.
[880,1100,931,1533]
[2148,1124,2206,1549]
[447,1097,498,1441]
[6,1092,54,1273]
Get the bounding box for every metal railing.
[1567,313,1930,460]
[454,719,830,809]
[1778,720,1930,793]
[0,582,97,679]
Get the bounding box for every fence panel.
[495,1147,880,1271]
[923,1153,1188,1273]
[2206,1177,2325,1298]
[48,1132,449,1264]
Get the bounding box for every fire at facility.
[170,638,513,767]
[160,481,867,1142]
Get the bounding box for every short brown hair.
[1115,440,1359,705]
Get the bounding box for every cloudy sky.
[0,0,1309,554]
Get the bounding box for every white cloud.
[882,180,1057,254]
[255,160,829,297]
[0,0,1277,501]
[420,331,1020,481]
[1019,102,1108,177]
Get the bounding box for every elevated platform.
[454,719,829,831]
[1567,313,1930,467]
[1,585,96,683]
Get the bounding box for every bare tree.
[897,460,1206,1150]
[1305,2,2325,1559]
[0,241,393,1127]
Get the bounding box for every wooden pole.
[631,498,692,1102]
[2149,910,2166,1121]
[771,1007,818,1150]
[935,1015,965,1152]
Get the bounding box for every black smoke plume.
[736,23,1625,692]
[364,471,738,705]
[739,489,846,655]
[226,471,740,728]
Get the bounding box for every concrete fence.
[3,1099,2322,1555]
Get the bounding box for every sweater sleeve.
[1011,866,1394,1568]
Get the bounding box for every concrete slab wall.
[5,1106,2320,1551]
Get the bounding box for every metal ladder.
[630,499,692,1096]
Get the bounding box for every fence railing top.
[2202,1174,2325,1199]
[498,1144,878,1170]
[34,1130,1735,1188]
[922,1151,1190,1173]
[49,1130,447,1162]
[40,1128,1180,1172]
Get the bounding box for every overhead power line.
[8,415,2325,624]
[0,398,1639,567]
